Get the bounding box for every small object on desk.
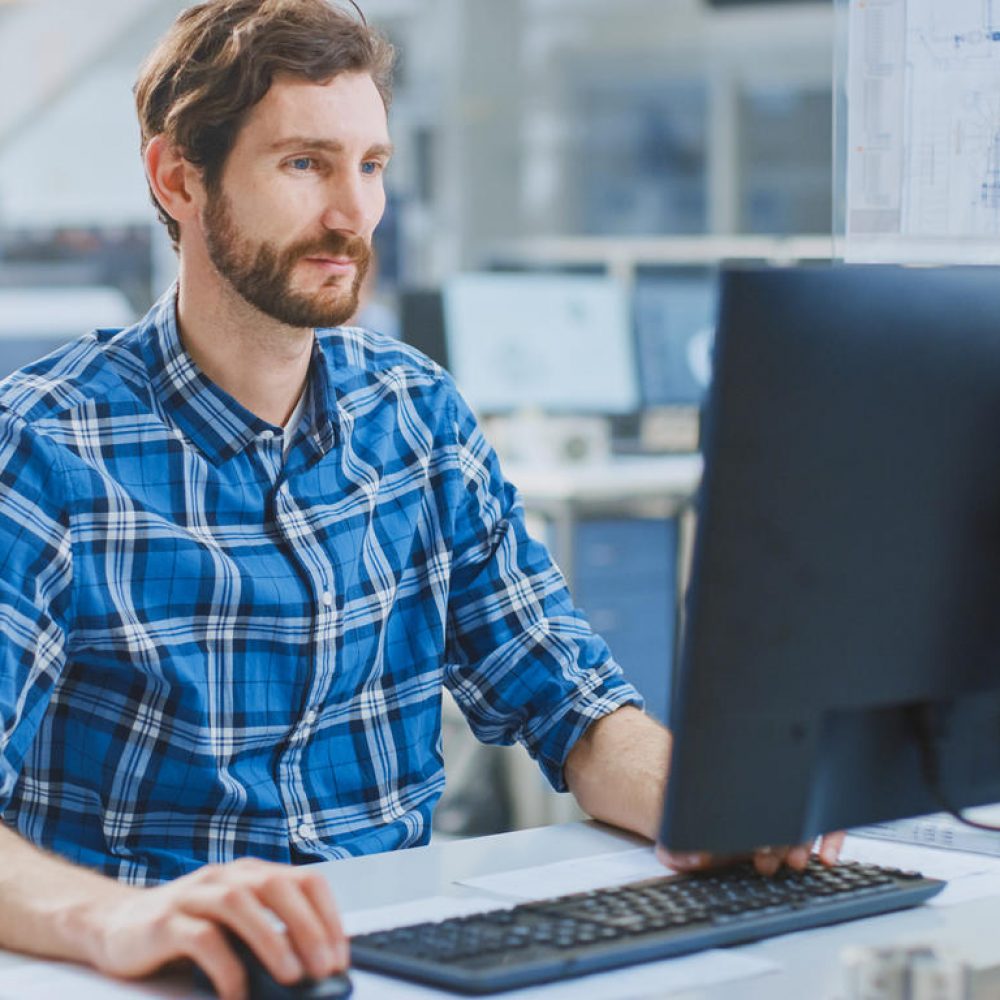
[842,945,969,1000]
[637,406,701,454]
[192,936,353,999]
[853,809,1000,858]
[482,411,612,466]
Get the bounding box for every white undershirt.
[282,387,308,458]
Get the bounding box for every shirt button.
[322,591,333,608]
[260,429,275,441]
[304,709,318,725]
[298,822,314,839]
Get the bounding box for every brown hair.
[134,0,395,248]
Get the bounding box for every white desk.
[505,454,703,507]
[321,822,1000,1000]
[505,454,702,585]
[4,821,1000,998]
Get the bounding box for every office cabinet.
[570,517,678,725]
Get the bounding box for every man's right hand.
[78,856,347,1000]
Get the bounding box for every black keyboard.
[351,859,944,994]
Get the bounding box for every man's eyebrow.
[266,137,394,157]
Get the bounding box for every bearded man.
[0,2,841,998]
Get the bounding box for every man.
[0,2,842,997]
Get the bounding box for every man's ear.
[144,135,203,232]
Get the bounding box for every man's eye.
[361,161,381,176]
[290,157,314,171]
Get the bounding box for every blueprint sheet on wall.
[846,0,1000,262]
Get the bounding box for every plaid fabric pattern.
[0,288,641,885]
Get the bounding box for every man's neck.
[175,252,313,428]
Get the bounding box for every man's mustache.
[290,234,371,264]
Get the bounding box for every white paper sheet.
[842,834,1000,907]
[456,847,670,902]
[845,0,1000,264]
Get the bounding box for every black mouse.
[193,935,353,999]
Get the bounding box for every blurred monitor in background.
[399,288,448,369]
[633,265,716,409]
[442,272,639,417]
[400,265,609,373]
[0,286,134,379]
[0,226,154,315]
[631,266,717,453]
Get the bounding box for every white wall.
[0,0,185,228]
[0,0,835,269]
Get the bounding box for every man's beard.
[202,193,372,329]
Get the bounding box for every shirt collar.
[141,285,338,466]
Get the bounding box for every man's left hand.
[657,831,847,876]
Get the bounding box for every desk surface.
[5,821,998,999]
[504,454,702,505]
[321,822,1000,999]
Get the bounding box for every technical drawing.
[846,0,1000,261]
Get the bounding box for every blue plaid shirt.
[0,288,640,885]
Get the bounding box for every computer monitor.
[660,264,1000,856]
[399,288,449,370]
[632,266,717,408]
[442,272,639,415]
[0,286,134,378]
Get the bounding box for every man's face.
[199,71,392,329]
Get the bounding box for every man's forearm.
[564,705,671,842]
[0,823,132,965]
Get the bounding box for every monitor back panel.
[662,265,1000,854]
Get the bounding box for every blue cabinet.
[570,517,679,724]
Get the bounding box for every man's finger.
[655,845,709,871]
[657,845,754,872]
[257,873,343,980]
[752,846,787,876]
[818,830,847,866]
[785,841,814,871]
[175,915,247,1000]
[183,884,303,986]
[296,870,349,968]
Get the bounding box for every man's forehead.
[241,72,390,148]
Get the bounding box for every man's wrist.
[565,706,670,841]
[50,877,138,968]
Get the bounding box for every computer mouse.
[193,936,353,999]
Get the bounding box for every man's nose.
[320,173,375,236]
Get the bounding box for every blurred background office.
[0,0,837,836]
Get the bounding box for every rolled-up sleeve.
[0,410,73,811]
[442,387,643,791]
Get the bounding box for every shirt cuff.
[519,659,645,793]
